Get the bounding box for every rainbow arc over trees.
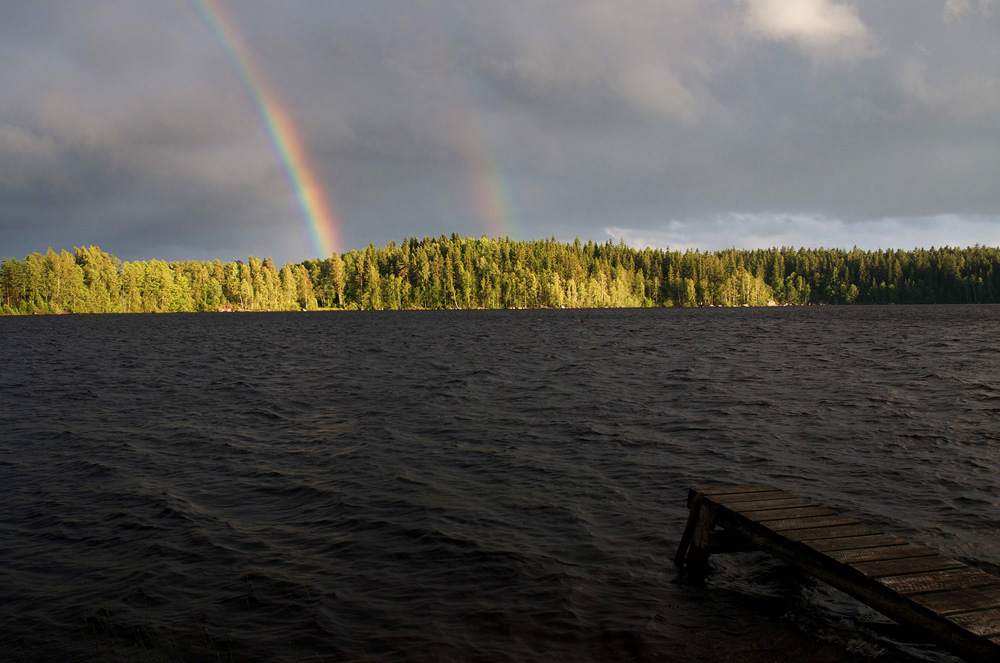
[190,0,342,257]
[461,119,520,241]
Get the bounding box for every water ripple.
[1,307,997,661]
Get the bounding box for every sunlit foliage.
[2,239,998,314]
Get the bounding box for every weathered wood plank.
[735,506,835,521]
[827,544,936,565]
[694,484,777,496]
[782,523,882,542]
[877,568,1000,596]
[711,490,793,504]
[911,585,1000,616]
[725,497,818,512]
[852,555,966,579]
[760,514,860,531]
[806,533,909,552]
[947,607,1000,637]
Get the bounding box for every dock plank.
[725,498,818,512]
[912,585,1000,615]
[827,544,936,565]
[877,568,1000,596]
[806,534,909,552]
[782,523,882,541]
[710,490,794,504]
[947,608,1000,637]
[735,506,834,520]
[760,515,860,531]
[693,485,777,496]
[675,484,1000,663]
[852,555,966,579]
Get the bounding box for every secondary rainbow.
[190,0,342,257]
[428,26,521,241]
[462,117,520,241]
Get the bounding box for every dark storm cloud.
[1,0,999,264]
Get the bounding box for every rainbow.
[461,117,520,241]
[190,0,342,257]
[428,24,521,241]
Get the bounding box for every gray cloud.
[944,0,998,20]
[1,0,999,265]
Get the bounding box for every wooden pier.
[674,484,1000,662]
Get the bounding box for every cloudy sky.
[2,0,999,265]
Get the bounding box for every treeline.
[0,248,317,314]
[2,236,999,314]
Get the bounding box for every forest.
[1,236,998,314]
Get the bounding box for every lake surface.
[1,306,998,662]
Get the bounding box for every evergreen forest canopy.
[2,236,998,314]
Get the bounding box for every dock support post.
[675,494,717,581]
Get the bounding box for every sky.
[2,0,1000,266]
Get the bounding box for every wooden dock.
[674,484,1000,663]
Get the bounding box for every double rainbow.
[191,0,342,257]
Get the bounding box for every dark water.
[1,306,998,662]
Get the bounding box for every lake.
[1,306,998,661]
